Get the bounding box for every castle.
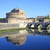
[0,8,50,23]
[0,8,50,30]
[0,8,34,23]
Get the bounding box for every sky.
[0,0,50,18]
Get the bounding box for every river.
[0,29,50,50]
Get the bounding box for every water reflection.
[0,29,50,50]
[4,29,50,46]
[6,35,26,45]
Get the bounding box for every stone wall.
[44,19,50,23]
[8,18,17,23]
[8,18,34,23]
[6,13,26,19]
[0,23,20,30]
[35,18,39,23]
[0,23,28,30]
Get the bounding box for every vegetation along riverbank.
[0,28,28,34]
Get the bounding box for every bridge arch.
[30,24,34,28]
[37,24,43,29]
[46,24,50,29]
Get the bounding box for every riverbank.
[0,28,28,33]
[0,27,50,34]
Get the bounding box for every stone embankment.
[0,23,28,30]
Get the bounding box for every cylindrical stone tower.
[6,8,26,23]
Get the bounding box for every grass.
[0,28,28,34]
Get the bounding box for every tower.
[6,8,26,23]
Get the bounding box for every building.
[37,16,46,19]
[36,14,50,22]
[37,14,50,19]
[0,8,35,29]
[6,8,26,19]
[6,8,34,23]
[0,8,34,23]
[6,8,26,23]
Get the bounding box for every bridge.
[27,22,50,29]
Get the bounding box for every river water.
[0,29,50,50]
